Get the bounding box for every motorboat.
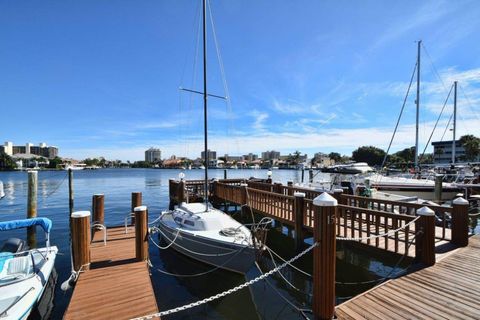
[157,202,256,274]
[321,162,374,174]
[353,173,463,201]
[0,218,58,319]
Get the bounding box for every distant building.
[145,147,161,163]
[224,154,243,162]
[2,141,58,159]
[243,153,258,161]
[261,150,280,161]
[432,140,475,164]
[201,149,217,160]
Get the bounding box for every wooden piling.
[224,169,227,180]
[179,180,186,203]
[68,168,74,215]
[71,211,91,271]
[332,188,344,205]
[415,206,435,266]
[27,170,38,248]
[294,192,305,252]
[451,197,469,247]
[134,206,148,261]
[92,194,105,227]
[301,169,305,183]
[313,193,337,320]
[131,192,142,225]
[273,182,283,194]
[309,169,314,183]
[434,174,443,203]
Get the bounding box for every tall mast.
[452,81,457,164]
[414,40,421,169]
[202,0,209,210]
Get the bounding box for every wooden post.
[309,169,314,183]
[68,168,74,215]
[313,193,337,320]
[131,192,142,225]
[415,206,435,266]
[27,170,38,248]
[224,169,227,180]
[434,174,443,203]
[134,206,148,261]
[301,169,305,183]
[178,180,186,203]
[294,192,305,252]
[451,197,469,247]
[240,183,248,205]
[287,181,294,196]
[92,194,105,227]
[71,211,91,271]
[332,188,344,205]
[274,182,283,194]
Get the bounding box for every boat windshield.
[0,250,46,286]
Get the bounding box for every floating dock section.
[64,208,159,320]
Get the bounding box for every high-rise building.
[243,153,258,161]
[261,150,280,161]
[3,141,58,159]
[145,147,162,163]
[432,140,473,164]
[201,149,216,160]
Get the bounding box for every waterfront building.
[224,154,243,162]
[432,140,475,164]
[261,150,280,161]
[201,149,217,160]
[145,147,161,163]
[2,141,58,159]
[243,153,258,161]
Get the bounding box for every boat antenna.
[414,40,421,170]
[452,81,457,164]
[202,0,209,211]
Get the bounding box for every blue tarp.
[0,217,52,234]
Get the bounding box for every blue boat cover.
[0,217,52,234]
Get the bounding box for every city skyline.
[1,1,479,161]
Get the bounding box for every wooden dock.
[64,226,159,320]
[336,235,480,319]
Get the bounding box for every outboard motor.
[1,238,29,253]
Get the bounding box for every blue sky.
[1,0,479,161]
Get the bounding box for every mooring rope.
[130,242,318,320]
[336,216,420,241]
[147,245,247,278]
[151,226,242,257]
[255,262,312,320]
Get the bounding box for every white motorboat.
[321,162,374,174]
[0,218,58,319]
[157,202,256,274]
[354,173,462,200]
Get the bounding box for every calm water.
[0,169,412,320]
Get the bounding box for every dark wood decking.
[336,235,480,319]
[64,226,159,320]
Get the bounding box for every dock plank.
[64,226,159,320]
[336,235,480,319]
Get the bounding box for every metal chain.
[336,216,420,241]
[130,242,318,320]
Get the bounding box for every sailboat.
[157,0,256,274]
[355,41,463,200]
